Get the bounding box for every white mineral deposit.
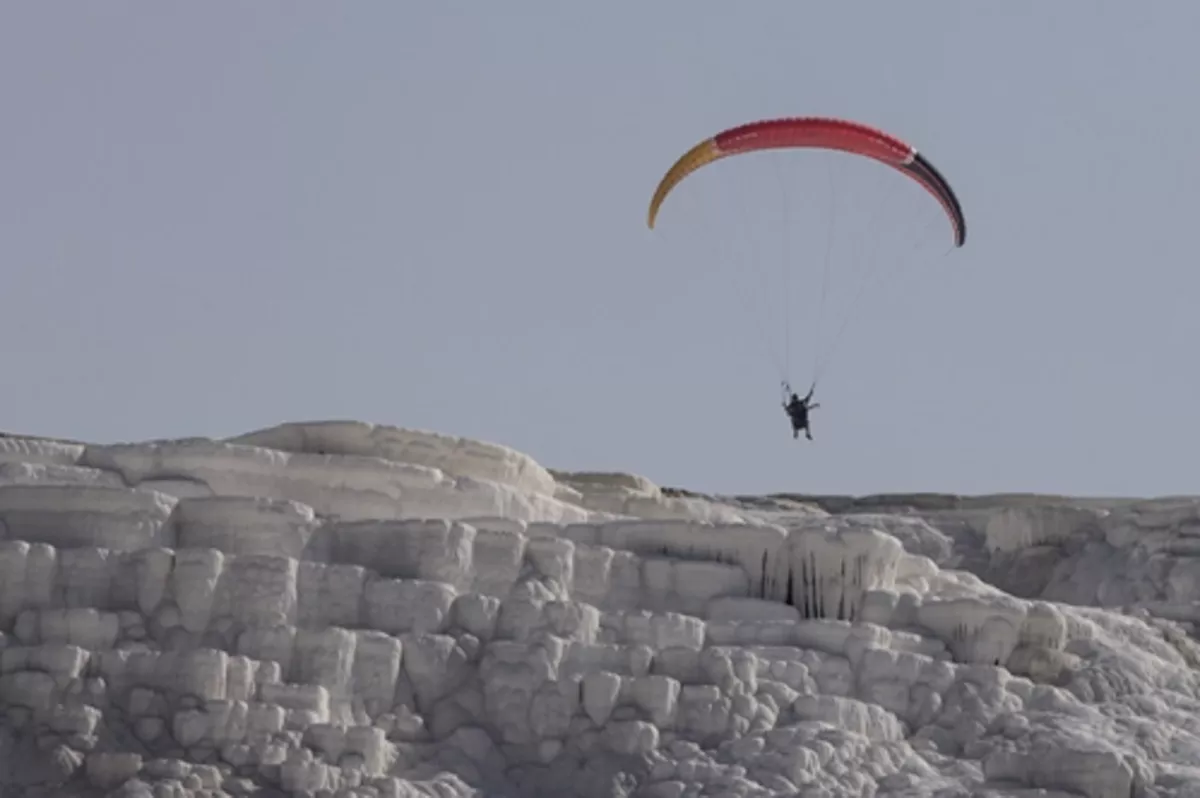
[1,420,1198,797]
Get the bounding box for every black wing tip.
[909,152,966,247]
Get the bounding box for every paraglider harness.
[782,381,819,440]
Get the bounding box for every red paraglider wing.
[648,116,966,247]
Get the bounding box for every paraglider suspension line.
[812,160,837,384]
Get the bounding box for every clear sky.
[3,3,1198,498]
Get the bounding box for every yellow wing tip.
[646,138,721,231]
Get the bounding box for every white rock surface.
[0,421,1198,797]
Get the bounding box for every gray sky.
[3,3,1197,498]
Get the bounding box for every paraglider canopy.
[647,116,966,248]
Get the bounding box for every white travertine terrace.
[0,421,1198,797]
